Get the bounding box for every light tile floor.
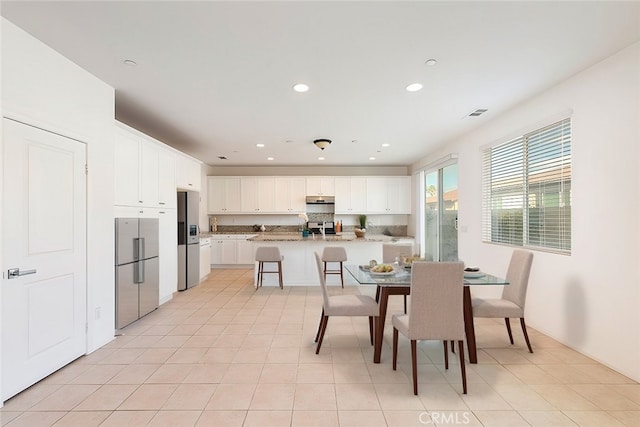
[1,269,639,426]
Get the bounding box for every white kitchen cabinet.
[157,149,176,208]
[335,177,367,214]
[208,177,242,213]
[241,177,276,213]
[199,237,211,280]
[114,125,177,208]
[275,177,306,213]
[114,128,141,206]
[366,176,410,214]
[236,239,255,264]
[306,177,335,196]
[113,205,177,304]
[176,154,201,191]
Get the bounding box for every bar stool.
[255,246,283,290]
[322,246,347,287]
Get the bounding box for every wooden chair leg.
[315,315,329,354]
[368,316,374,345]
[411,340,418,395]
[443,340,449,369]
[314,308,325,343]
[277,261,283,289]
[256,262,263,289]
[403,295,407,314]
[458,340,467,394]
[520,318,533,353]
[451,340,455,353]
[505,318,514,344]
[339,262,344,288]
[392,328,398,370]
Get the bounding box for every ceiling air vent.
[218,156,227,160]
[468,108,488,117]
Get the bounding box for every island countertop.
[247,232,412,242]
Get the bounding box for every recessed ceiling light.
[267,157,274,161]
[256,143,265,148]
[293,83,309,93]
[424,58,437,66]
[369,157,376,161]
[406,83,423,92]
[123,59,137,66]
[382,143,390,147]
[318,157,325,161]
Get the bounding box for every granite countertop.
[247,232,413,242]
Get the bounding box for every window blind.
[482,118,571,253]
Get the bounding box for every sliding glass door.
[424,163,458,261]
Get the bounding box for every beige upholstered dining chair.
[313,252,379,354]
[392,261,467,395]
[471,249,534,353]
[383,243,413,313]
[321,246,348,287]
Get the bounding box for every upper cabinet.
[275,177,306,213]
[207,177,241,213]
[366,176,411,214]
[114,126,176,208]
[176,155,201,191]
[241,177,276,213]
[334,177,367,214]
[306,177,335,196]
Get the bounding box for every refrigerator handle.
[133,238,140,260]
[134,261,145,284]
[138,238,145,260]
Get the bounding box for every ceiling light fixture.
[318,157,325,161]
[256,143,265,147]
[313,138,331,150]
[123,59,137,66]
[293,83,309,93]
[382,143,390,147]
[406,83,423,92]
[267,157,274,161]
[369,157,376,161]
[424,58,437,66]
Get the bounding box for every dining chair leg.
[277,261,283,289]
[256,262,263,289]
[368,316,374,345]
[314,308,325,343]
[411,340,418,395]
[315,315,329,354]
[339,262,344,288]
[392,328,398,370]
[443,340,449,369]
[403,295,407,314]
[520,318,534,353]
[505,318,514,344]
[451,340,455,353]
[458,340,467,394]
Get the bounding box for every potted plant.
[355,214,367,237]
[298,213,309,237]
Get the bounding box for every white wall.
[1,17,116,372]
[411,42,640,381]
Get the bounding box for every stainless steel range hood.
[305,195,335,204]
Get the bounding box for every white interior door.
[2,118,87,401]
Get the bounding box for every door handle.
[7,268,37,279]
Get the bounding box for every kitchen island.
[248,233,414,287]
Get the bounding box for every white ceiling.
[2,1,639,167]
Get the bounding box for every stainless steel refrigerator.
[115,218,159,329]
[177,190,200,291]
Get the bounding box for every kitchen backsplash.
[212,223,408,236]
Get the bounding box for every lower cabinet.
[199,237,211,281]
[210,235,256,266]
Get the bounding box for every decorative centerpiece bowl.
[354,228,366,238]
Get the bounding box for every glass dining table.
[345,264,509,364]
